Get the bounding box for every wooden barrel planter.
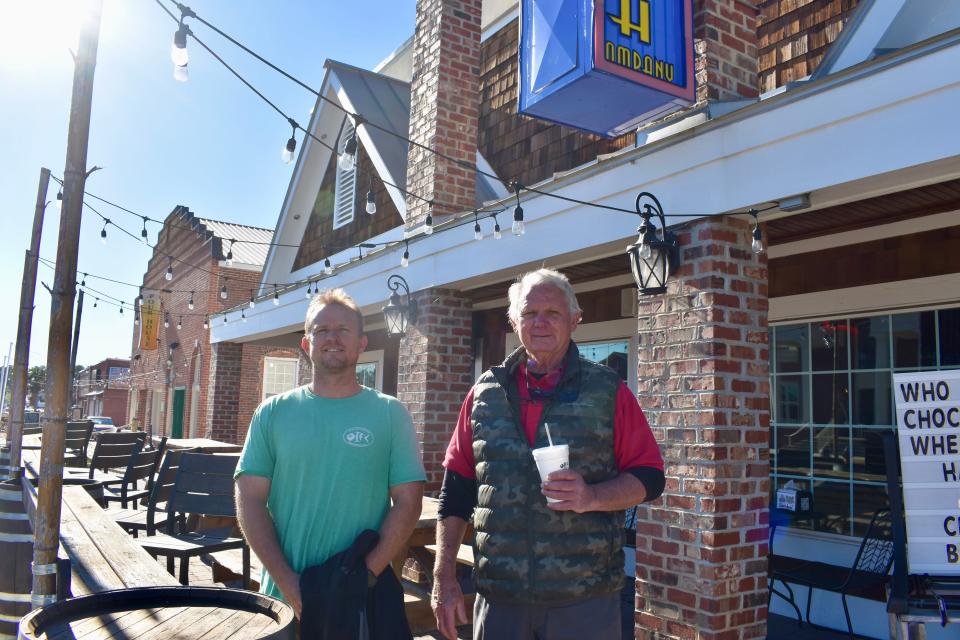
[28,477,105,507]
[19,586,296,639]
[0,479,32,640]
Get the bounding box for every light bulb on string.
[223,314,228,324]
[473,212,482,241]
[220,284,228,300]
[81,273,87,287]
[56,190,63,211]
[100,220,109,245]
[282,119,298,164]
[338,130,357,171]
[424,211,434,236]
[188,292,194,310]
[134,311,140,326]
[203,317,209,330]
[164,314,170,329]
[750,210,764,254]
[177,317,183,331]
[305,282,313,299]
[165,259,174,281]
[119,305,124,316]
[366,188,376,215]
[512,186,525,236]
[401,241,410,268]
[249,291,256,309]
[493,216,502,240]
[173,63,189,83]
[273,286,280,306]
[241,310,247,323]
[225,240,234,267]
[140,217,149,242]
[93,298,98,308]
[171,17,189,81]
[324,257,333,276]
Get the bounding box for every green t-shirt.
[235,385,426,600]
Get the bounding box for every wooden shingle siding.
[757,0,861,93]
[293,144,403,272]
[478,19,634,190]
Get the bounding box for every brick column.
[397,289,474,495]
[634,216,770,640]
[694,0,759,103]
[405,0,481,227]
[207,341,242,444]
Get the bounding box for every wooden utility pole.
[5,168,51,481]
[32,0,103,606]
[69,288,84,415]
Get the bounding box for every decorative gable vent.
[333,119,357,230]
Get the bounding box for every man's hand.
[542,469,597,513]
[431,573,468,640]
[273,568,302,619]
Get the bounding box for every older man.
[432,268,664,640]
[235,288,425,629]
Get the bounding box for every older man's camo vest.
[471,343,624,603]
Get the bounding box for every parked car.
[86,416,117,434]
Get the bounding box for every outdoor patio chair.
[108,446,197,537]
[86,431,147,485]
[769,508,894,639]
[62,420,94,467]
[138,453,250,588]
[102,447,162,509]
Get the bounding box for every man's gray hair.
[507,268,581,323]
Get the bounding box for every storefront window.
[770,306,959,537]
[356,362,377,388]
[579,339,630,382]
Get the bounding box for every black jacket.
[299,529,412,640]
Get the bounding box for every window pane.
[812,480,850,535]
[892,311,936,368]
[775,375,808,423]
[851,372,892,426]
[580,340,629,382]
[356,362,377,388]
[851,316,890,370]
[850,428,889,483]
[775,426,810,476]
[813,426,849,480]
[812,320,849,371]
[852,484,890,538]
[939,307,960,367]
[775,324,808,373]
[812,373,849,424]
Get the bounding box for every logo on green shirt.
[343,427,374,447]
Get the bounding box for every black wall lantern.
[383,274,418,337]
[626,192,679,295]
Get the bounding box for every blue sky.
[0,0,417,368]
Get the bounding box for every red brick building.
[210,1,960,638]
[75,357,130,425]
[126,208,299,442]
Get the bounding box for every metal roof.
[197,218,274,267]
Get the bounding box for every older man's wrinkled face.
[511,284,581,369]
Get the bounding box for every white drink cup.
[531,444,569,503]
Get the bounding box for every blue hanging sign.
[519,0,694,138]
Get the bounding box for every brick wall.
[208,341,242,443]
[694,0,760,103]
[397,289,474,493]
[405,0,482,227]
[634,216,770,639]
[757,0,861,93]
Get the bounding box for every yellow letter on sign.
[608,0,651,44]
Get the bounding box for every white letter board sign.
[894,369,960,575]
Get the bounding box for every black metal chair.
[138,453,249,587]
[108,446,196,537]
[102,447,162,509]
[86,431,147,486]
[62,421,94,467]
[770,508,894,638]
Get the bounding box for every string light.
[203,317,209,330]
[424,211,434,236]
[93,298,98,308]
[338,127,357,171]
[165,258,174,281]
[56,190,63,210]
[512,186,525,236]
[119,305,124,315]
[225,239,234,266]
[164,313,170,328]
[220,284,228,299]
[366,188,376,215]
[141,217,149,242]
[493,215,502,240]
[305,281,313,298]
[751,210,764,254]
[134,309,140,326]
[188,291,194,310]
[249,290,256,309]
[241,309,247,322]
[473,211,482,241]
[81,273,87,287]
[324,257,333,276]
[171,8,192,80]
[401,241,409,268]
[282,118,297,164]
[273,285,280,306]
[223,313,228,324]
[177,316,183,330]
[100,220,109,244]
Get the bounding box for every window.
[108,366,129,380]
[770,306,960,537]
[262,357,299,401]
[356,350,384,390]
[579,339,630,382]
[332,119,357,230]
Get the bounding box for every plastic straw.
[545,422,554,447]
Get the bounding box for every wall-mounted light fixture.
[777,193,811,212]
[626,192,679,296]
[383,274,418,337]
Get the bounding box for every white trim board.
[768,273,960,324]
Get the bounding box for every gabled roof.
[815,0,960,78]
[195,217,274,267]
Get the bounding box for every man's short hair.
[304,288,364,333]
[507,268,581,323]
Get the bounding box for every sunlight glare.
[0,0,98,71]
